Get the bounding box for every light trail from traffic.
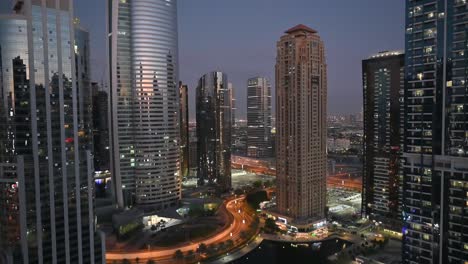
[106,196,256,263]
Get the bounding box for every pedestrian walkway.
[206,235,264,264]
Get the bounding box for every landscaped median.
[105,196,261,264]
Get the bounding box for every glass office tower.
[179,82,189,178]
[403,1,468,263]
[247,77,272,158]
[107,0,181,208]
[196,72,232,192]
[0,0,104,263]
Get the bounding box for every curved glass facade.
[196,72,232,192]
[109,0,180,208]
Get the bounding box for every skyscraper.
[247,77,272,158]
[107,0,181,208]
[275,25,327,230]
[179,82,189,178]
[403,1,468,263]
[196,72,232,192]
[92,83,110,172]
[362,51,404,230]
[229,83,237,127]
[0,0,104,263]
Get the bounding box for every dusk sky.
[1,0,405,119]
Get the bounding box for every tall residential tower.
[275,25,327,230]
[107,0,181,208]
[196,72,232,192]
[247,77,272,158]
[362,51,404,230]
[0,0,104,263]
[403,1,468,263]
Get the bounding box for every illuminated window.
[423,131,432,137]
[424,29,436,38]
[415,90,424,96]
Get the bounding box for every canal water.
[229,239,351,264]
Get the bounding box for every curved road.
[106,196,255,263]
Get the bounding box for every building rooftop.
[368,50,404,59]
[285,24,318,34]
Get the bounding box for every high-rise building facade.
[247,77,272,158]
[275,25,327,228]
[403,1,468,263]
[229,83,237,127]
[362,51,404,230]
[0,0,104,263]
[107,0,181,208]
[179,82,189,178]
[92,83,110,172]
[196,72,232,192]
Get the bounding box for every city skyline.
[2,0,466,263]
[0,0,405,117]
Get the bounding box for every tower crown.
[285,24,318,34]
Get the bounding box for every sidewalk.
[205,235,264,264]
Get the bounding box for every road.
[106,196,256,263]
[327,174,362,191]
[231,155,362,191]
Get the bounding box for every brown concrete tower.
[275,24,327,229]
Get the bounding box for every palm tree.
[197,243,208,254]
[226,239,234,248]
[173,249,184,262]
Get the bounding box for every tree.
[122,259,131,264]
[146,260,156,264]
[264,218,278,233]
[252,180,262,189]
[226,239,234,248]
[218,241,226,250]
[234,189,244,195]
[185,250,195,261]
[197,243,208,254]
[240,231,248,239]
[173,250,184,261]
[135,257,140,264]
[207,244,217,255]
